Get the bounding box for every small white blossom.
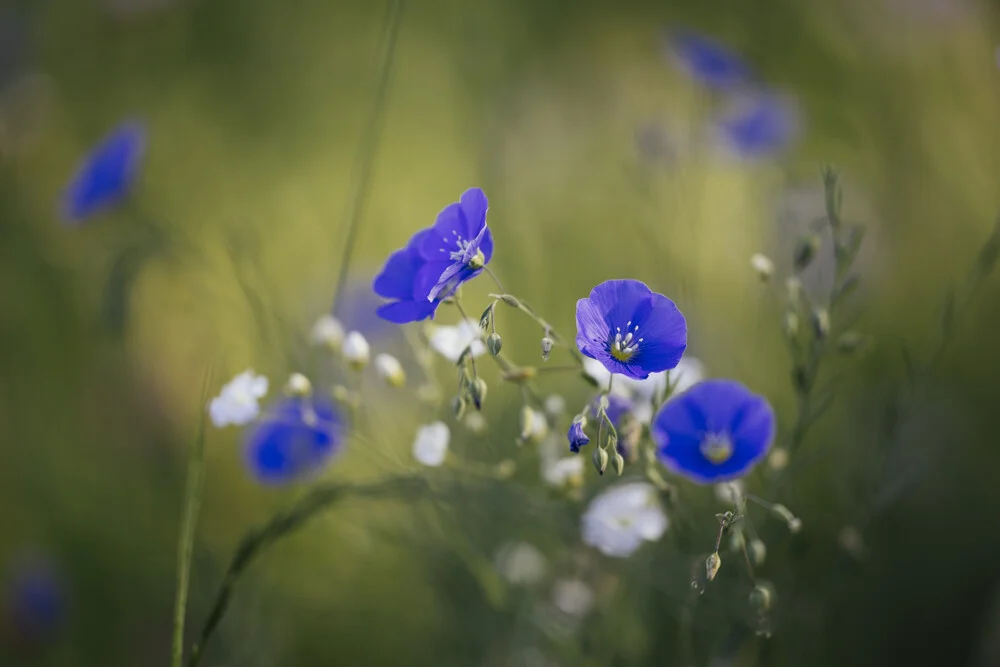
[581,482,668,558]
[284,372,312,396]
[714,480,744,505]
[342,331,370,369]
[374,353,405,387]
[495,542,547,585]
[208,370,269,428]
[551,579,594,617]
[542,455,584,488]
[412,421,450,467]
[543,394,566,417]
[523,408,549,442]
[750,253,775,281]
[428,319,485,363]
[310,314,345,350]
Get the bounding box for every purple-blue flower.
[651,379,775,484]
[374,188,493,323]
[664,28,754,91]
[60,120,145,224]
[245,395,345,485]
[2,555,63,642]
[567,420,590,453]
[575,279,687,381]
[716,94,799,159]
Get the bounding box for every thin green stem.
[484,265,505,293]
[185,475,428,667]
[331,0,405,316]
[170,368,212,667]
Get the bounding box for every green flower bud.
[486,332,503,356]
[592,447,609,475]
[706,552,722,581]
[612,452,625,476]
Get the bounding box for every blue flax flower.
[61,120,145,224]
[567,420,590,453]
[716,93,799,159]
[665,28,754,91]
[2,555,63,642]
[245,396,344,485]
[373,188,493,323]
[652,379,775,484]
[576,279,687,381]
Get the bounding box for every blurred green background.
[3,0,1000,665]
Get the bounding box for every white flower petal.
[208,370,269,428]
[581,482,667,558]
[428,319,486,363]
[413,421,450,467]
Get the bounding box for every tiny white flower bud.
[706,552,722,581]
[750,253,774,282]
[768,447,789,471]
[785,276,803,304]
[284,372,312,397]
[342,331,370,370]
[310,314,345,350]
[374,353,405,387]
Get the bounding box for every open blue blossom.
[60,120,145,224]
[2,554,63,642]
[245,396,345,485]
[373,188,493,323]
[567,420,590,453]
[651,379,775,484]
[716,94,799,159]
[576,279,687,381]
[664,28,754,91]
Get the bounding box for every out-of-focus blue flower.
[567,420,590,453]
[588,393,633,429]
[60,120,146,224]
[575,279,687,381]
[336,275,400,343]
[664,28,754,91]
[2,554,63,642]
[652,379,775,484]
[373,188,493,323]
[245,396,345,485]
[716,93,799,159]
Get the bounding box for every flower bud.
[728,527,746,552]
[611,452,625,476]
[470,377,488,410]
[592,447,609,475]
[519,405,535,441]
[793,233,821,271]
[284,372,312,397]
[705,552,722,581]
[310,314,345,350]
[486,332,503,356]
[540,335,554,362]
[749,583,773,612]
[767,447,789,471]
[342,331,370,370]
[544,394,566,417]
[750,253,774,282]
[498,294,520,307]
[374,353,405,387]
[451,395,467,419]
[747,539,767,567]
[810,307,830,340]
[771,504,801,533]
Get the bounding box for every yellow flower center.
[609,322,642,362]
[700,433,734,464]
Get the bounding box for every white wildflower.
[374,353,405,387]
[581,482,668,558]
[544,394,566,417]
[342,331,370,370]
[428,319,485,363]
[750,253,775,281]
[208,370,269,428]
[542,455,584,488]
[551,579,594,617]
[310,314,345,350]
[412,421,450,467]
[284,372,312,397]
[495,542,547,586]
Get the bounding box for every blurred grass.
[2,0,1000,665]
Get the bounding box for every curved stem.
[185,475,428,667]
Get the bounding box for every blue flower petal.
[373,247,422,300]
[717,94,799,159]
[61,120,146,224]
[419,188,489,261]
[376,299,438,323]
[665,28,754,91]
[245,396,344,485]
[652,379,774,484]
[567,421,590,453]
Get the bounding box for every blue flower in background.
[245,396,345,485]
[336,274,401,344]
[567,420,590,453]
[2,554,63,642]
[665,28,754,91]
[716,93,799,159]
[576,279,687,381]
[60,120,146,224]
[373,188,493,323]
[652,379,775,484]
[589,393,633,428]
